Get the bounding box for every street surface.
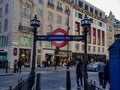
[0,66,109,90]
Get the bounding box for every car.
[87,62,100,71]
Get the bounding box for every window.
[19,36,32,47]
[75,22,80,35]
[5,3,8,15]
[4,19,8,31]
[78,13,82,19]
[48,0,54,8]
[78,0,83,8]
[97,30,101,45]
[93,46,96,52]
[75,43,80,50]
[88,45,90,51]
[99,22,102,27]
[47,25,52,35]
[48,12,53,21]
[57,15,62,24]
[98,47,100,53]
[0,36,8,46]
[82,44,84,51]
[90,7,93,13]
[85,4,88,10]
[57,1,63,10]
[102,48,104,53]
[22,3,31,19]
[48,0,53,4]
[95,10,98,15]
[99,12,102,17]
[38,0,43,4]
[0,8,2,17]
[38,9,42,18]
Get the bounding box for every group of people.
[14,58,23,73]
[76,55,110,89]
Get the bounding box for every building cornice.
[61,0,107,23]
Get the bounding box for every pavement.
[0,66,109,90]
[0,66,74,76]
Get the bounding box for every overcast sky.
[86,0,120,20]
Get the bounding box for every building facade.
[0,0,115,68]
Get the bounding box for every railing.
[7,77,29,90]
[6,73,41,90]
[86,80,104,90]
[6,73,105,90]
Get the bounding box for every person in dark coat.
[13,60,18,73]
[17,58,23,73]
[76,56,83,89]
[103,60,110,89]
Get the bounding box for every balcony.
[18,25,32,32]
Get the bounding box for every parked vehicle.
[87,62,100,71]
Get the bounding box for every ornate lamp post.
[28,15,40,90]
[66,7,71,90]
[81,14,91,90]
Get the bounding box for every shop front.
[19,49,31,67]
[72,52,106,64]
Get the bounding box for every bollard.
[66,69,71,90]
[36,73,41,90]
[93,81,96,90]
[9,86,12,90]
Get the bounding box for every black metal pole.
[36,73,41,90]
[28,27,37,90]
[54,47,59,70]
[83,27,88,90]
[66,8,71,90]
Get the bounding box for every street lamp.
[81,14,91,90]
[66,7,71,90]
[28,15,40,90]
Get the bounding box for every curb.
[0,73,14,76]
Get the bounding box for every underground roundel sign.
[51,29,68,47]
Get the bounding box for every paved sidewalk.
[0,66,109,90]
[0,66,75,76]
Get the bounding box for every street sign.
[51,29,68,47]
[37,35,84,41]
[36,30,84,47]
[37,35,47,41]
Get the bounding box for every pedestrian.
[97,59,105,85]
[17,58,23,73]
[103,60,110,89]
[13,60,18,73]
[5,60,8,74]
[76,56,83,89]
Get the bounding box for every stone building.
[0,0,115,68]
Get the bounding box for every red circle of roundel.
[51,29,68,47]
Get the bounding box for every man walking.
[17,58,23,73]
[76,56,83,89]
[103,60,110,89]
[97,59,105,85]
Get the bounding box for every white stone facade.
[0,0,114,68]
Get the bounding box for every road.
[0,66,109,90]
